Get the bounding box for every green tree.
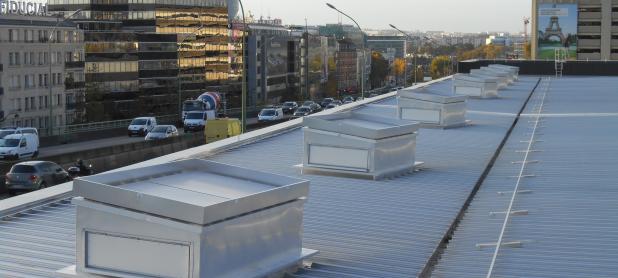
[430,55,451,79]
[370,52,389,88]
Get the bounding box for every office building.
[48,0,234,121]
[335,38,358,93]
[245,22,300,106]
[0,14,85,132]
[532,0,618,60]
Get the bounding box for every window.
[9,53,14,66]
[8,29,17,42]
[38,74,43,87]
[15,52,20,65]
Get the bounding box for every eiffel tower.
[542,16,566,44]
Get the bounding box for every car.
[0,134,39,160]
[342,96,355,103]
[258,107,284,122]
[281,101,299,114]
[326,100,343,109]
[145,125,179,141]
[128,117,157,137]
[292,106,313,118]
[369,93,380,98]
[183,111,210,132]
[302,100,316,107]
[320,98,335,108]
[5,161,70,195]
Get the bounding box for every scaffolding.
[554,48,567,78]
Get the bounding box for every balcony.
[578,26,601,34]
[65,81,85,90]
[578,52,601,60]
[66,102,77,110]
[65,61,85,69]
[579,12,602,21]
[578,39,601,48]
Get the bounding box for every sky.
[244,0,532,33]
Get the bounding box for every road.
[0,116,291,200]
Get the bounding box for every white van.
[183,110,215,132]
[0,127,40,146]
[0,134,39,160]
[128,117,157,137]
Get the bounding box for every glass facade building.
[48,0,235,121]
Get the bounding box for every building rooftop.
[0,75,616,277]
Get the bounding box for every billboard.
[537,4,578,59]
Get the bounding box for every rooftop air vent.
[480,66,516,83]
[397,87,468,128]
[302,111,420,180]
[59,159,316,278]
[453,73,500,98]
[470,68,510,88]
[488,64,519,80]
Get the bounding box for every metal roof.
[0,76,544,277]
[432,76,618,278]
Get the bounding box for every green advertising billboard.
[537,4,578,60]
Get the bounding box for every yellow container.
[205,118,241,143]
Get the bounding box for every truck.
[181,92,222,121]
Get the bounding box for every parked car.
[369,93,380,98]
[320,98,335,108]
[0,134,39,160]
[5,161,70,195]
[183,111,210,132]
[281,101,299,114]
[128,117,157,137]
[258,107,284,122]
[292,106,313,118]
[145,125,179,140]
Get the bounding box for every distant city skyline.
[244,0,531,33]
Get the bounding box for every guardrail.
[39,114,179,137]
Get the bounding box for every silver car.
[5,161,70,195]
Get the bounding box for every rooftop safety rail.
[485,77,551,278]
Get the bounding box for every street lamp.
[177,24,205,120]
[326,3,365,99]
[227,0,247,133]
[389,24,418,87]
[48,9,81,136]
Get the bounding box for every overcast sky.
[244,0,532,33]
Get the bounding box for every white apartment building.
[0,13,84,134]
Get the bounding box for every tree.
[523,42,532,59]
[370,52,389,89]
[457,44,506,61]
[393,58,406,85]
[430,55,451,79]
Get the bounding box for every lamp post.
[389,24,417,87]
[48,9,81,136]
[177,24,205,121]
[326,3,365,99]
[226,0,247,133]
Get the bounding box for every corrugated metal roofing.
[432,76,618,278]
[0,77,542,277]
